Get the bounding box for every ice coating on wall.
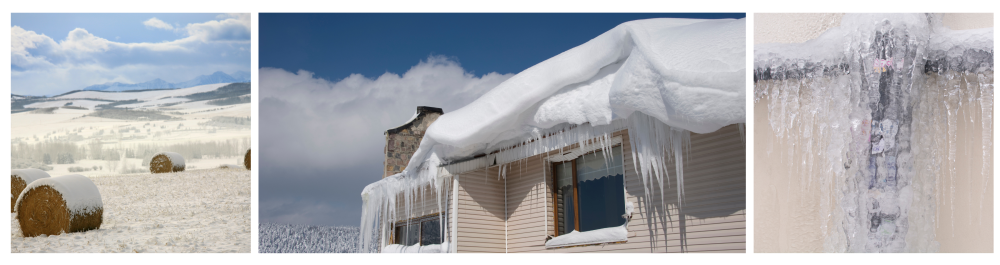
[361,18,745,252]
[754,13,992,252]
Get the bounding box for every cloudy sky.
[11,13,250,96]
[258,13,746,227]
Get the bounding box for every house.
[360,17,746,253]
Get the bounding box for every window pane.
[554,162,575,235]
[576,146,626,232]
[394,222,419,246]
[420,218,441,245]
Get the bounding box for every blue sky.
[258,13,746,227]
[261,13,745,82]
[11,13,250,95]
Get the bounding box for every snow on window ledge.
[381,243,446,253]
[544,225,628,249]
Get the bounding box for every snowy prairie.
[11,82,251,179]
[258,223,364,253]
[11,168,251,253]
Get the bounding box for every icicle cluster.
[360,112,717,252]
[359,151,453,253]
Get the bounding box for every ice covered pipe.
[754,14,992,252]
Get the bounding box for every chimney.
[383,106,444,178]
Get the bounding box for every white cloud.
[259,56,514,226]
[183,13,250,42]
[143,17,174,30]
[260,56,514,171]
[11,14,251,95]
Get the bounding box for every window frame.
[550,143,624,237]
[390,213,443,246]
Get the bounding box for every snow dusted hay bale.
[15,174,103,237]
[11,169,51,212]
[149,152,186,173]
[244,149,251,170]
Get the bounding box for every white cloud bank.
[11,14,251,95]
[260,56,514,170]
[259,56,513,226]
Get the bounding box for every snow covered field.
[11,168,251,253]
[258,223,363,253]
[11,82,251,178]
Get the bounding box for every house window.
[392,214,443,246]
[553,145,626,236]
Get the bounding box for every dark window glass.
[420,219,441,246]
[554,145,626,234]
[576,146,625,232]
[394,222,419,246]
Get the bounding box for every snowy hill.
[11,82,250,114]
[82,71,251,91]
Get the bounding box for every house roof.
[410,18,745,168]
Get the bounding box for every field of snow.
[11,168,251,253]
[11,82,251,180]
[258,223,364,253]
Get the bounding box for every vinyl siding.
[447,124,745,253]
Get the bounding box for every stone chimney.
[384,106,444,178]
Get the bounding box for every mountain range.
[82,71,251,91]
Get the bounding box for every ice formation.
[754,14,992,252]
[361,17,745,252]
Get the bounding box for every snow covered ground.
[258,223,363,253]
[11,82,251,179]
[11,168,251,253]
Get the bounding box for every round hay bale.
[149,152,186,173]
[15,174,103,237]
[11,169,51,212]
[244,149,251,170]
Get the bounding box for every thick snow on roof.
[408,18,744,169]
[427,18,745,151]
